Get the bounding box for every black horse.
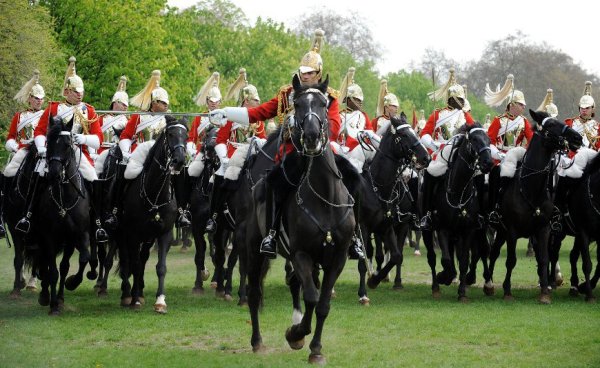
[549,151,600,301]
[245,75,355,364]
[485,110,582,303]
[4,145,42,297]
[421,124,494,301]
[117,117,188,313]
[32,118,93,314]
[349,114,430,302]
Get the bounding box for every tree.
[292,9,382,64]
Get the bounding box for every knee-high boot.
[16,172,42,234]
[90,180,108,243]
[173,171,191,228]
[259,179,280,259]
[552,176,577,232]
[104,163,125,229]
[205,175,224,232]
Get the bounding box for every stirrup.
[104,211,119,229]
[205,214,217,233]
[260,230,277,259]
[488,210,501,224]
[95,228,109,243]
[16,214,32,234]
[419,213,432,230]
[176,209,191,228]
[349,236,365,260]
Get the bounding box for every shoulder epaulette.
[327,87,340,99]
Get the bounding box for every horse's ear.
[529,109,544,124]
[400,111,407,125]
[292,74,301,91]
[319,74,329,94]
[65,114,73,132]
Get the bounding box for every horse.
[421,123,494,301]
[245,74,355,364]
[116,116,188,313]
[345,114,430,303]
[32,117,93,314]
[189,126,218,294]
[3,145,42,297]
[485,110,582,304]
[549,151,600,301]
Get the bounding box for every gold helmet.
[225,68,260,106]
[14,69,45,104]
[428,68,465,102]
[62,56,84,95]
[299,29,325,77]
[111,76,129,107]
[580,81,594,108]
[194,72,221,107]
[485,74,526,107]
[339,67,364,102]
[130,70,168,110]
[537,88,558,117]
[376,79,399,117]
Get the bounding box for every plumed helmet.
[580,81,595,108]
[194,72,221,107]
[111,76,129,107]
[429,68,464,102]
[130,70,167,110]
[63,56,84,95]
[14,69,45,104]
[299,29,325,75]
[339,67,364,102]
[537,88,558,117]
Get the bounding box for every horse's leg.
[422,229,440,297]
[98,239,117,297]
[457,234,473,302]
[138,241,154,303]
[485,230,506,295]
[357,257,369,305]
[286,251,317,350]
[246,219,266,352]
[392,224,410,290]
[192,225,209,294]
[502,236,518,301]
[129,237,143,308]
[10,239,26,297]
[213,228,227,298]
[367,227,397,289]
[466,228,482,286]
[287,269,303,325]
[48,246,60,315]
[38,262,50,307]
[307,254,347,365]
[117,231,132,306]
[548,233,564,289]
[590,242,600,289]
[223,241,238,302]
[87,236,99,281]
[436,229,455,286]
[153,231,171,314]
[65,231,91,291]
[575,232,595,301]
[95,240,107,290]
[57,245,74,306]
[236,223,248,306]
[374,233,385,275]
[534,228,552,304]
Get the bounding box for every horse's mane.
[47,120,64,142]
[583,151,600,176]
[456,121,483,135]
[142,118,182,172]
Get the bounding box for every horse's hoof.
[503,294,514,302]
[65,275,82,291]
[358,296,370,306]
[585,296,596,304]
[436,271,456,286]
[138,297,145,305]
[393,283,404,291]
[9,290,21,299]
[238,300,248,308]
[569,287,579,297]
[555,274,564,287]
[538,293,551,305]
[210,281,218,289]
[48,309,60,316]
[215,290,225,298]
[179,246,189,253]
[38,294,50,306]
[154,303,167,314]
[458,296,469,304]
[86,270,98,280]
[432,289,442,299]
[201,270,210,281]
[130,301,142,310]
[308,354,326,365]
[483,286,495,296]
[367,276,379,290]
[223,294,233,302]
[25,285,37,292]
[97,289,108,298]
[252,343,267,353]
[331,289,336,299]
[285,328,305,350]
[192,286,205,295]
[121,297,132,307]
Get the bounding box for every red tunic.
[216,120,267,158]
[7,110,42,149]
[565,116,600,150]
[339,110,373,150]
[486,113,533,151]
[35,101,102,164]
[420,108,475,139]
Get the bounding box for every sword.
[95,110,212,117]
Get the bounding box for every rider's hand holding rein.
[210,107,250,127]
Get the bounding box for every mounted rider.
[330,67,376,172]
[205,68,266,233]
[31,56,108,241]
[484,74,534,223]
[2,70,47,237]
[418,68,476,229]
[118,70,191,228]
[207,29,364,259]
[554,81,598,228]
[371,79,399,136]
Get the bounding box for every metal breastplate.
[57,102,88,133]
[498,116,524,150]
[138,115,166,141]
[437,109,465,140]
[572,118,599,149]
[101,115,127,146]
[341,110,366,139]
[18,111,42,142]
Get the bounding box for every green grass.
[0,237,599,368]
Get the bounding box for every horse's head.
[164,116,188,173]
[202,125,220,168]
[387,112,430,169]
[46,115,75,182]
[529,109,582,151]
[463,123,494,174]
[291,73,329,155]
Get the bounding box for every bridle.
[290,88,329,157]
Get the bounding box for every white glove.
[224,107,249,126]
[34,135,46,158]
[119,138,132,155]
[5,139,18,153]
[90,152,99,161]
[121,151,131,163]
[73,134,87,145]
[186,142,197,157]
[420,134,440,151]
[209,109,228,126]
[215,143,229,164]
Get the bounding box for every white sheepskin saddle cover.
[124,141,154,180]
[95,149,110,175]
[426,143,454,177]
[224,144,250,181]
[75,146,98,181]
[187,152,205,177]
[558,147,598,178]
[499,147,526,178]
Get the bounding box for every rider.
[2,70,47,237]
[554,82,598,227]
[418,68,476,229]
[118,70,191,228]
[484,74,534,223]
[95,76,129,228]
[207,30,365,259]
[371,79,399,136]
[205,68,266,232]
[32,56,108,241]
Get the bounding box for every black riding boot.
[260,181,280,259]
[419,171,436,230]
[552,176,576,233]
[173,171,191,228]
[489,170,510,224]
[104,163,125,229]
[90,180,109,243]
[0,174,6,238]
[16,172,42,234]
[349,231,365,260]
[205,175,225,232]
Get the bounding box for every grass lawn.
[0,236,598,367]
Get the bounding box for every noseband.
[292,88,329,156]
